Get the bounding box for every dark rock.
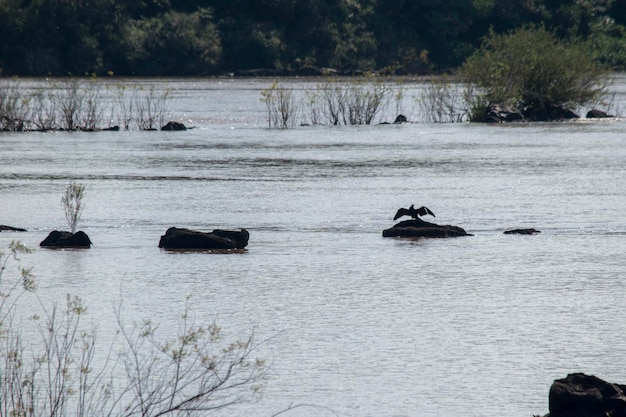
[549,373,626,417]
[560,108,580,119]
[0,225,27,232]
[524,106,579,121]
[382,219,472,238]
[210,229,250,249]
[394,114,408,124]
[475,104,525,123]
[40,230,92,248]
[476,103,584,122]
[504,228,541,235]
[103,125,120,131]
[158,227,249,250]
[161,121,187,131]
[586,109,614,118]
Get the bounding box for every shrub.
[261,78,402,128]
[134,86,171,131]
[462,26,608,121]
[62,181,86,233]
[0,243,267,417]
[0,79,171,132]
[261,81,299,129]
[305,79,399,126]
[0,82,31,131]
[36,79,103,130]
[418,76,469,123]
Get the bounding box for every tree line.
[0,0,625,77]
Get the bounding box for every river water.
[1,77,626,417]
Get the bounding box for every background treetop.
[0,0,624,77]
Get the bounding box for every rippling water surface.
[1,78,626,417]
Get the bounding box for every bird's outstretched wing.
[393,207,410,220]
[417,206,435,217]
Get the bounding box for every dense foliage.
[463,26,608,120]
[0,0,625,76]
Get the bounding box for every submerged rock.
[503,228,541,235]
[382,219,472,238]
[161,121,187,131]
[0,225,27,232]
[158,227,249,250]
[586,109,614,118]
[40,230,92,248]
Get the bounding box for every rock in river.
[40,230,92,248]
[549,373,626,417]
[382,218,472,238]
[158,227,249,250]
[0,225,27,232]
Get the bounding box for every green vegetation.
[1,0,625,77]
[462,26,608,121]
[0,242,267,417]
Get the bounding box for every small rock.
[503,228,541,235]
[586,109,614,118]
[394,114,408,124]
[0,225,27,232]
[40,230,92,248]
[161,121,187,131]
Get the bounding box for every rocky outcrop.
[474,103,586,122]
[504,228,541,235]
[158,227,249,250]
[382,219,472,238]
[549,373,626,417]
[40,230,92,248]
[0,225,27,232]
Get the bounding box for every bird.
[393,205,436,220]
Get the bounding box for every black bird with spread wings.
[393,205,436,220]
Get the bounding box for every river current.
[1,77,626,417]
